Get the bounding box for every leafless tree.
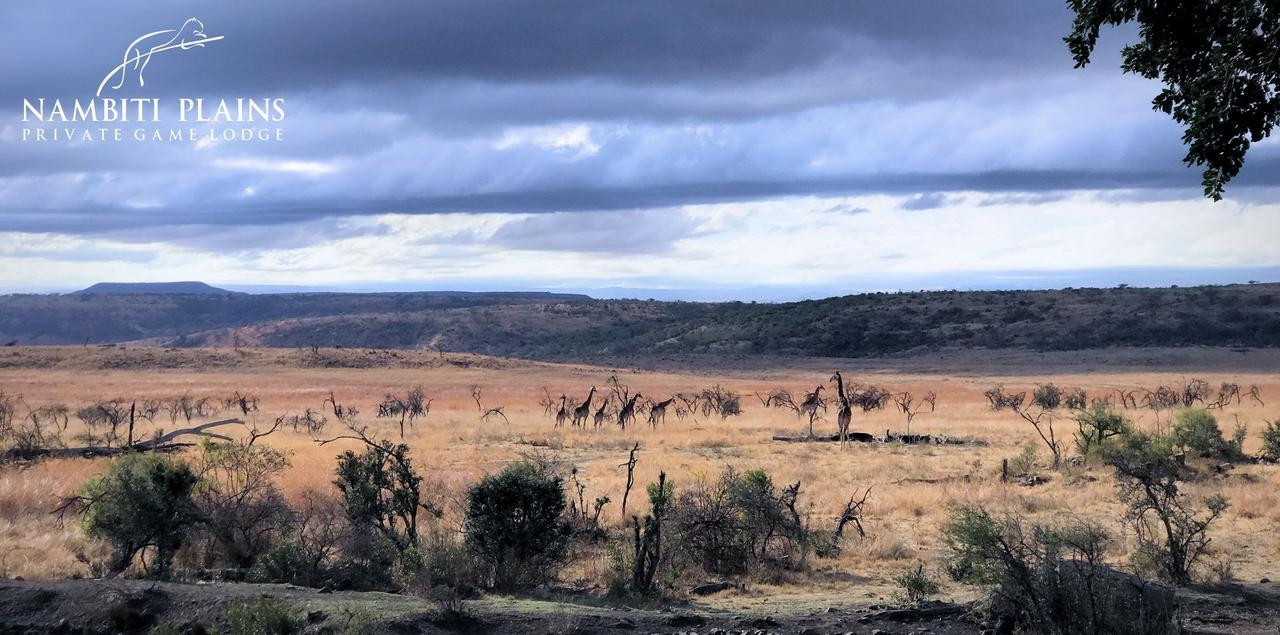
[698,385,742,419]
[894,390,937,436]
[470,385,484,411]
[223,391,260,422]
[619,442,640,517]
[323,391,360,426]
[1180,378,1212,407]
[986,384,1066,469]
[2,401,69,454]
[758,388,800,412]
[1246,384,1265,406]
[1206,382,1241,409]
[276,409,327,436]
[75,399,134,448]
[538,387,558,418]
[834,487,872,543]
[1114,388,1141,409]
[376,385,431,438]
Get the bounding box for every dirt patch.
[0,578,990,634]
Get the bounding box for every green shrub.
[1262,419,1280,461]
[193,439,291,570]
[1006,443,1039,478]
[222,598,302,635]
[75,452,202,577]
[942,504,1173,633]
[465,461,571,589]
[1104,432,1229,584]
[893,564,940,604]
[1170,409,1233,459]
[334,440,434,551]
[666,466,808,579]
[1073,403,1131,457]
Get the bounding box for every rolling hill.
[1,284,1277,359]
[72,281,237,295]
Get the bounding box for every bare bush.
[376,385,431,438]
[987,384,1067,468]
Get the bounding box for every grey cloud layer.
[2,1,1273,241]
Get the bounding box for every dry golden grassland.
[1,346,1277,608]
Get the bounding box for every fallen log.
[771,432,982,446]
[1,418,245,462]
[772,432,876,443]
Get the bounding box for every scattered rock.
[666,613,706,627]
[1262,577,1271,583]
[1016,475,1048,487]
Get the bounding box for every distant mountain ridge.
[3,283,1278,358]
[74,281,236,295]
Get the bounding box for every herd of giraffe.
[547,383,678,430]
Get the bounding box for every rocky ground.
[2,578,1280,634]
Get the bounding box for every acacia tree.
[986,384,1067,469]
[1066,0,1280,199]
[376,386,430,438]
[894,390,935,436]
[1104,432,1229,584]
[319,419,440,551]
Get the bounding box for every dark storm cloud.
[0,1,1080,101]
[1,0,1270,244]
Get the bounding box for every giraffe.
[571,386,596,428]
[593,397,610,428]
[618,393,643,429]
[647,397,674,428]
[554,394,569,428]
[831,371,853,445]
[799,384,825,436]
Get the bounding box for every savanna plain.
[2,345,1279,633]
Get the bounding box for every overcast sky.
[2,1,1277,298]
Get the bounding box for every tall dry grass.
[0,350,1276,602]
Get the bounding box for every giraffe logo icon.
[97,18,224,97]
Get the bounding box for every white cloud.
[212,157,341,176]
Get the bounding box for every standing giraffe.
[571,386,596,428]
[647,397,674,428]
[799,385,825,437]
[593,397,611,428]
[618,393,643,430]
[554,395,569,428]
[832,372,853,445]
